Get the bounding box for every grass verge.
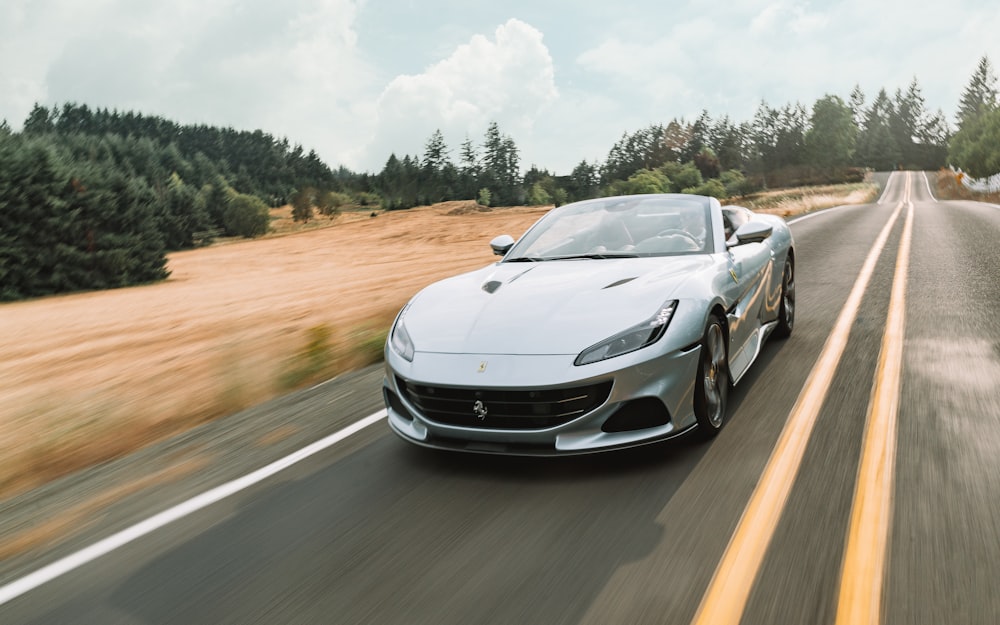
[727,181,880,216]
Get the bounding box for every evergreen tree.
[22,104,55,135]
[480,122,521,205]
[949,107,1000,177]
[567,160,599,202]
[849,85,866,129]
[889,79,927,166]
[600,124,675,184]
[421,129,451,202]
[956,55,999,127]
[422,129,449,172]
[749,101,780,183]
[856,89,901,170]
[708,116,745,172]
[682,111,712,162]
[805,95,856,170]
[458,135,480,199]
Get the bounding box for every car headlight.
[574,301,678,366]
[390,308,415,361]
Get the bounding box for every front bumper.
[382,344,702,455]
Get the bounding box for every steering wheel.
[656,229,700,245]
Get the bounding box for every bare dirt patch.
[0,202,548,500]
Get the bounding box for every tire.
[693,317,729,440]
[773,258,795,339]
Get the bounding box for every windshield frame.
[503,194,719,262]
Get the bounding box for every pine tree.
[849,85,866,129]
[805,95,856,170]
[856,89,901,170]
[889,79,927,166]
[422,129,450,203]
[956,55,999,127]
[422,129,449,172]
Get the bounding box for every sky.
[2,0,998,175]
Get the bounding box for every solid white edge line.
[0,409,388,607]
[877,172,895,205]
[788,172,898,226]
[786,204,858,226]
[920,171,936,202]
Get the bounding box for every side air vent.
[603,277,637,289]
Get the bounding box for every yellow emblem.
[729,268,739,283]
[478,361,488,373]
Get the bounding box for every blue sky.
[2,0,998,174]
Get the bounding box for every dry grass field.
[0,202,548,500]
[0,184,879,502]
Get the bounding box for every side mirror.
[490,234,515,256]
[730,221,773,247]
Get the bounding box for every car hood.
[403,256,713,355]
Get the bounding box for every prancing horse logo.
[473,400,488,420]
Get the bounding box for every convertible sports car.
[382,193,795,455]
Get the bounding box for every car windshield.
[506,196,714,261]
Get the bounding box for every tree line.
[0,104,356,300]
[948,56,1000,178]
[1,58,997,300]
[372,75,962,213]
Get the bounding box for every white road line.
[878,172,897,205]
[0,409,388,607]
[787,176,894,226]
[787,203,862,226]
[920,171,936,202]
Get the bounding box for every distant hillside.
[1,103,375,301]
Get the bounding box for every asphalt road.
[2,171,999,624]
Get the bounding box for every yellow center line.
[690,173,906,625]
[834,177,914,624]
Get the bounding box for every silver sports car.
[382,193,795,455]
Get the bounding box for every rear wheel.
[693,317,729,440]
[774,258,795,339]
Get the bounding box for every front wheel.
[773,258,795,339]
[693,317,729,440]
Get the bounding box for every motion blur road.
[2,171,999,624]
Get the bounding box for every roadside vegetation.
[934,169,1000,204]
[8,56,1000,300]
[728,182,880,216]
[0,54,997,503]
[0,184,871,503]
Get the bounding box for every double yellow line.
[691,173,915,625]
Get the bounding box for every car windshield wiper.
[553,253,640,260]
[504,256,549,262]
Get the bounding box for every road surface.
[1,171,998,624]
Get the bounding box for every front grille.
[396,377,613,430]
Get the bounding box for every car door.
[723,221,774,383]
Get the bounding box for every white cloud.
[3,0,1000,175]
[750,4,784,33]
[0,0,376,168]
[358,18,558,170]
[750,2,827,36]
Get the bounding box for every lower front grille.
[396,377,613,430]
